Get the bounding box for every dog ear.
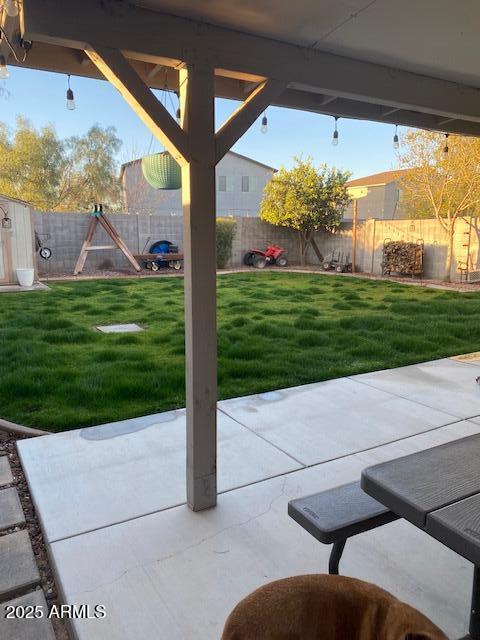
[383,602,448,640]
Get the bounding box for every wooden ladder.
[74,205,141,275]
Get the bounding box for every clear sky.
[0,66,402,179]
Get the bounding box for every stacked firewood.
[382,241,423,275]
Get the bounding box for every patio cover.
[7,0,480,510]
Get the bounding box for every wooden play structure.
[74,204,141,275]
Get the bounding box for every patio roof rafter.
[85,46,190,166]
[20,0,480,135]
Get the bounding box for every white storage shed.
[0,194,37,286]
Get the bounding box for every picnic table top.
[361,432,480,565]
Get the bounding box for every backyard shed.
[0,194,36,286]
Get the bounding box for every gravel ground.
[0,430,69,640]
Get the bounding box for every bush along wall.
[216,217,237,268]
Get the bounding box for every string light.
[332,117,339,146]
[66,74,75,111]
[393,125,399,149]
[260,113,268,134]
[0,55,8,80]
[443,133,449,154]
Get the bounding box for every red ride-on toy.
[244,244,288,269]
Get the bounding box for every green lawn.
[1,272,480,432]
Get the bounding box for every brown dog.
[221,574,448,640]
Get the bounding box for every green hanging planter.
[141,152,181,190]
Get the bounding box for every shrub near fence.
[216,218,237,268]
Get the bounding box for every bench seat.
[288,481,399,573]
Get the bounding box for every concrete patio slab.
[0,531,40,600]
[48,420,479,640]
[18,358,480,639]
[0,590,56,640]
[18,410,301,543]
[219,377,455,465]
[0,455,13,486]
[0,487,25,532]
[354,358,480,418]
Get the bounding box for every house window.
[218,176,227,192]
[241,176,250,192]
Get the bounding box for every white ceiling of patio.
[139,0,480,87]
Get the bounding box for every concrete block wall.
[231,217,303,265]
[34,210,480,281]
[34,211,183,275]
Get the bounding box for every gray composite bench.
[288,481,399,574]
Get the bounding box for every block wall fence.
[33,211,480,281]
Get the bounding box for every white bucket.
[16,268,34,287]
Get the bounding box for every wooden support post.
[86,44,281,511]
[179,63,218,511]
[352,199,358,273]
[371,218,377,273]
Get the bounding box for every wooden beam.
[215,79,287,163]
[276,89,480,136]
[85,46,190,166]
[21,0,480,124]
[11,43,480,136]
[179,63,218,511]
[7,41,249,101]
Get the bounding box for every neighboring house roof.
[346,168,411,188]
[119,150,277,180]
[226,151,277,173]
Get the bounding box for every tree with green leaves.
[260,157,351,265]
[0,117,122,211]
[400,130,480,281]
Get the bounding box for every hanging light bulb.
[393,125,399,150]
[176,107,181,124]
[0,55,8,80]
[260,114,268,134]
[66,74,75,111]
[443,133,449,154]
[4,0,18,17]
[332,117,339,146]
